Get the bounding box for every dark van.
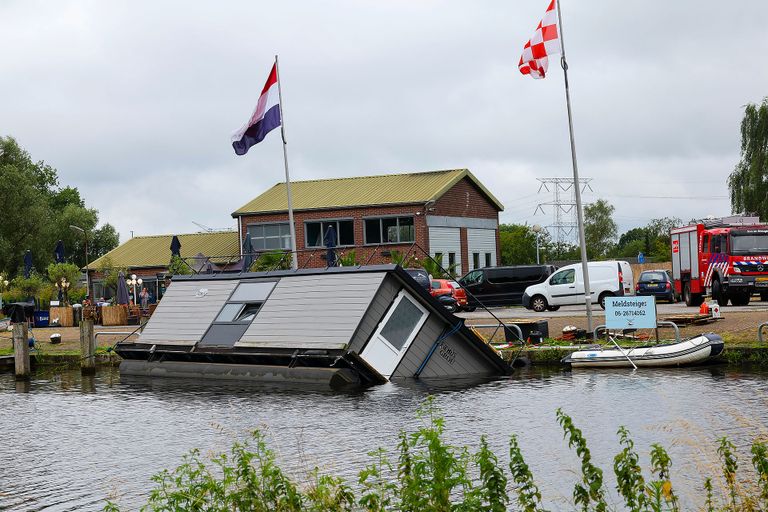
[459,265,555,307]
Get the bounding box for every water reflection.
[1,366,768,511]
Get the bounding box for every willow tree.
[728,98,768,219]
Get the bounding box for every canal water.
[2,366,767,511]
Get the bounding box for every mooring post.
[80,317,96,375]
[13,323,30,381]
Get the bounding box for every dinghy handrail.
[593,321,680,344]
[759,321,768,343]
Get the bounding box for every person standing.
[139,287,149,311]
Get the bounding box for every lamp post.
[0,274,8,310]
[69,225,89,299]
[126,274,142,304]
[532,224,543,265]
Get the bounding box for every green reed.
[105,397,768,511]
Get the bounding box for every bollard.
[13,323,31,381]
[80,317,96,375]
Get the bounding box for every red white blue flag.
[232,63,281,155]
[518,0,561,79]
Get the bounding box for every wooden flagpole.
[555,0,594,333]
[274,54,298,270]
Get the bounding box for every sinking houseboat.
[116,265,511,388]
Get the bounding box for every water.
[2,366,768,511]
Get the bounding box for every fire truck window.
[702,235,710,253]
[720,235,728,253]
[712,236,721,253]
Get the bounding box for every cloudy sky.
[2,1,767,245]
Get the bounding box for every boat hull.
[563,333,724,368]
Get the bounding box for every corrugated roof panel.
[232,168,503,214]
[89,231,240,270]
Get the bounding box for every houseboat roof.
[231,168,504,216]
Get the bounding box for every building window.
[448,252,456,271]
[248,223,292,250]
[434,252,443,265]
[485,253,492,267]
[473,253,480,270]
[364,216,415,245]
[305,220,355,247]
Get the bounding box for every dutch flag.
[232,63,281,155]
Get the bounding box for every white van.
[522,260,634,312]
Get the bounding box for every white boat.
[562,333,724,368]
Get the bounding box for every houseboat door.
[361,289,429,378]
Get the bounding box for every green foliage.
[499,224,550,265]
[167,255,192,276]
[46,262,82,286]
[584,199,617,260]
[105,402,768,512]
[508,434,544,512]
[613,426,648,511]
[10,272,47,299]
[337,249,360,267]
[388,250,418,268]
[0,136,118,278]
[729,98,768,220]
[556,408,607,512]
[97,256,129,293]
[419,256,456,279]
[250,251,292,272]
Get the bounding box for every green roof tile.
[232,168,503,215]
[89,231,240,270]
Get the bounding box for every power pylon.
[534,177,593,248]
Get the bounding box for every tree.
[498,224,552,265]
[729,98,768,220]
[0,136,119,276]
[584,199,617,259]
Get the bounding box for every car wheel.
[531,295,548,313]
[599,292,613,310]
[546,305,560,311]
[444,303,457,313]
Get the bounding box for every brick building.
[232,169,503,275]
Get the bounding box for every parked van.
[458,265,556,308]
[522,260,634,312]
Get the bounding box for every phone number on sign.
[614,310,647,317]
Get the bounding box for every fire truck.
[671,216,768,307]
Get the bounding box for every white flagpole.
[274,54,298,270]
[555,0,594,333]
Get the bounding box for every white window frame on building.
[304,219,355,248]
[247,222,292,250]
[363,216,415,245]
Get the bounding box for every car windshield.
[731,233,768,255]
[448,281,460,289]
[640,272,667,282]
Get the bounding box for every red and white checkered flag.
[519,0,561,79]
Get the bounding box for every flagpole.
[555,0,594,334]
[274,54,298,270]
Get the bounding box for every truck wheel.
[599,292,614,310]
[683,282,704,307]
[530,295,548,312]
[712,279,727,306]
[761,292,768,302]
[731,292,750,306]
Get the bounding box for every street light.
[126,274,143,304]
[532,224,543,265]
[70,225,89,299]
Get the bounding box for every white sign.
[605,296,657,329]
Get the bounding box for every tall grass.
[105,397,768,511]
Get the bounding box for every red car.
[430,279,468,310]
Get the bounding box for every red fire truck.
[671,216,768,307]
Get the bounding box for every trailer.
[671,215,768,307]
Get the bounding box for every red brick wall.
[238,204,431,267]
[432,177,499,219]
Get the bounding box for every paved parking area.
[459,299,768,319]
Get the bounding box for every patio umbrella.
[116,271,130,305]
[54,240,66,263]
[242,236,254,272]
[23,250,33,278]
[324,224,337,267]
[170,235,182,258]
